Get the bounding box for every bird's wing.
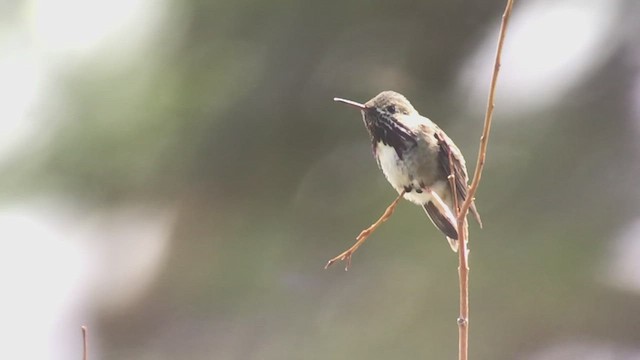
[434,131,482,227]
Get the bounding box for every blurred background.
[1,0,640,359]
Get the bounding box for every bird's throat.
[366,114,417,159]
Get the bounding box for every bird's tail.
[423,201,460,252]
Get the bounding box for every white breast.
[375,142,433,205]
[376,143,408,189]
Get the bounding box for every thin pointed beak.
[333,97,366,110]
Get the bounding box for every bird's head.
[334,90,418,121]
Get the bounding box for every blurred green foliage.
[2,0,640,359]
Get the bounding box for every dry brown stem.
[81,326,88,360]
[454,1,514,360]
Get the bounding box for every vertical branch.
[81,326,88,360]
[447,150,469,360]
[455,1,514,360]
[457,210,470,360]
[459,0,514,219]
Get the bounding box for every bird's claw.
[325,251,354,271]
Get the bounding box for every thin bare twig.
[459,0,514,220]
[325,190,406,270]
[81,326,88,360]
[454,1,514,360]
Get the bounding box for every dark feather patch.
[424,202,459,239]
[366,112,417,159]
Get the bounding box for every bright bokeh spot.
[0,39,45,161]
[0,0,165,161]
[27,0,159,58]
[0,204,89,359]
[458,0,621,115]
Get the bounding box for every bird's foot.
[325,191,405,271]
[325,248,356,271]
[325,221,380,270]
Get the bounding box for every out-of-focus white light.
[0,204,89,360]
[605,218,640,294]
[86,206,175,311]
[0,38,46,161]
[27,0,159,58]
[525,339,640,360]
[0,0,165,161]
[631,66,640,138]
[0,200,175,359]
[457,0,621,115]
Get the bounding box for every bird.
[334,91,482,252]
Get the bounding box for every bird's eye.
[385,105,397,114]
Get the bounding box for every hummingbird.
[334,91,482,252]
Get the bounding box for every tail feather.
[446,237,459,252]
[423,202,459,252]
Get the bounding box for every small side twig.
[454,1,514,360]
[325,190,406,270]
[81,326,88,360]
